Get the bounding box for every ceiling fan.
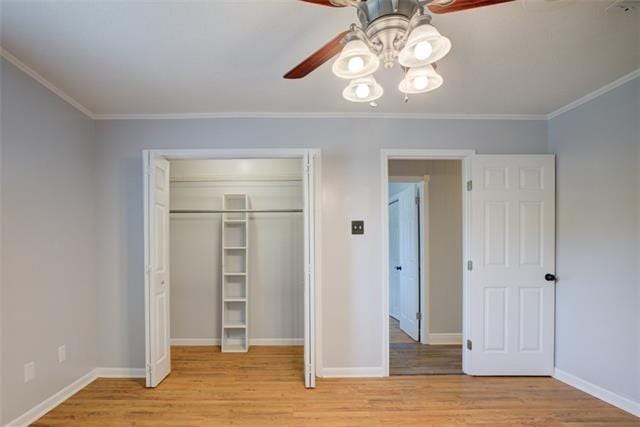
[284,0,514,103]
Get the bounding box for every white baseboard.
[171,338,303,346]
[553,368,640,417]
[427,333,462,345]
[6,367,149,426]
[95,367,146,378]
[250,338,304,346]
[319,367,385,378]
[5,368,97,427]
[171,338,220,346]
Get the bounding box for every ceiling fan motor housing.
[358,0,424,68]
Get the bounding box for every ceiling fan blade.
[284,31,349,79]
[297,0,345,7]
[428,0,515,14]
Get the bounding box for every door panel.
[388,201,401,319]
[469,155,555,375]
[147,155,171,387]
[398,185,419,341]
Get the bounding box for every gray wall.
[94,118,547,371]
[389,160,463,335]
[1,59,97,423]
[548,77,640,403]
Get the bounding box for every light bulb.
[413,75,429,91]
[414,41,433,61]
[355,83,370,99]
[348,56,365,73]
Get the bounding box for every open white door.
[398,185,420,341]
[303,152,316,388]
[388,201,401,320]
[468,155,555,375]
[144,153,171,387]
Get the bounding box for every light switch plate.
[351,220,364,235]
[24,362,35,383]
[58,345,66,363]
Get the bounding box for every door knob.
[395,266,402,271]
[544,274,556,282]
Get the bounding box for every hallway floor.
[389,316,463,375]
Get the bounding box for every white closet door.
[303,152,316,388]
[468,155,555,375]
[398,185,420,341]
[145,154,171,387]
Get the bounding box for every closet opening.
[143,150,319,389]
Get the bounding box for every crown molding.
[3,46,637,123]
[547,68,640,120]
[1,46,96,119]
[93,112,547,121]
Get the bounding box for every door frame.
[388,177,429,344]
[143,148,321,387]
[381,149,475,376]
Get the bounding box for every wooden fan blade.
[428,0,514,14]
[284,31,349,79]
[297,0,345,7]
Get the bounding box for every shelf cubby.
[221,194,249,353]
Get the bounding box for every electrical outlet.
[24,362,35,383]
[58,345,66,363]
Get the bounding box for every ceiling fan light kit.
[286,0,514,104]
[332,39,381,79]
[398,64,443,94]
[343,75,385,102]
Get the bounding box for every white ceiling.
[1,0,639,117]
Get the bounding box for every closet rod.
[170,209,303,214]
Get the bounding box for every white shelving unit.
[221,194,249,352]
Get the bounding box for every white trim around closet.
[143,148,321,388]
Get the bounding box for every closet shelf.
[223,323,247,329]
[224,298,247,302]
[223,272,247,276]
[223,219,247,224]
[223,344,248,353]
[224,246,246,250]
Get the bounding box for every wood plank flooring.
[34,346,639,426]
[389,317,463,375]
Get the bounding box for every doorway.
[388,165,463,375]
[143,149,320,389]
[382,150,557,377]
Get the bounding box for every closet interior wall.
[169,159,304,344]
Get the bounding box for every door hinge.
[145,265,152,274]
[467,260,473,271]
[467,180,473,191]
[415,196,420,205]
[467,339,473,351]
[416,312,421,321]
[147,364,152,377]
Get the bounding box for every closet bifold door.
[221,194,249,352]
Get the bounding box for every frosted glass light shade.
[343,75,384,103]
[398,65,443,94]
[398,24,451,68]
[333,40,380,80]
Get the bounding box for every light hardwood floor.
[390,317,462,375]
[34,346,639,426]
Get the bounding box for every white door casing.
[469,155,555,375]
[398,185,420,341]
[145,154,171,387]
[303,152,316,388]
[389,200,401,320]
